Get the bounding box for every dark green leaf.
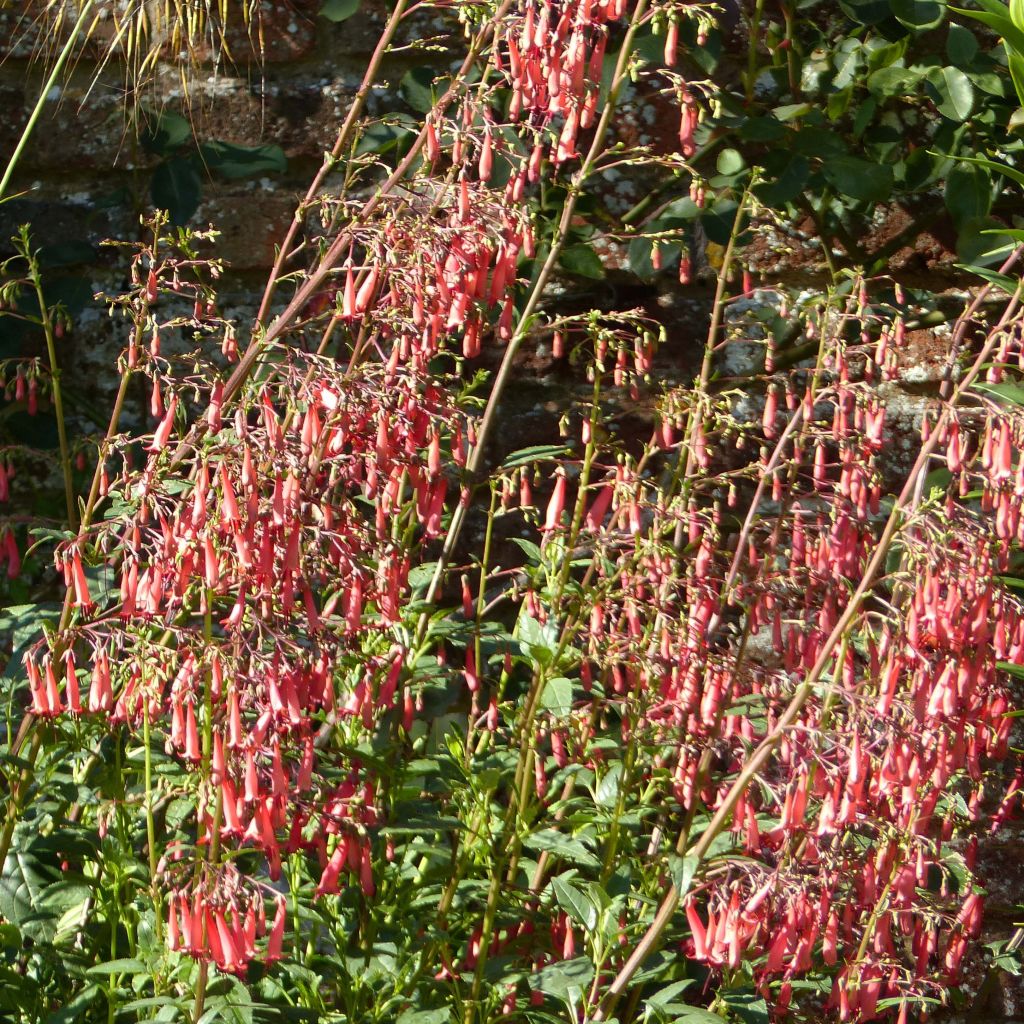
[532,956,594,998]
[400,68,439,114]
[723,991,770,1024]
[822,155,894,203]
[891,0,945,29]
[925,66,975,120]
[141,110,193,155]
[37,241,96,268]
[699,200,747,245]
[947,23,979,65]
[44,985,101,1024]
[716,148,746,175]
[558,243,605,279]
[396,1011,451,1024]
[524,830,601,868]
[956,215,1016,267]
[151,158,202,225]
[319,0,360,20]
[199,141,287,180]
[839,0,894,22]
[945,162,992,228]
[754,152,810,206]
[628,236,681,279]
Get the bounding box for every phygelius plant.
[3,0,1024,1022]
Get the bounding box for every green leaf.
[822,155,894,203]
[532,956,595,999]
[511,538,544,564]
[926,66,975,120]
[956,215,1016,267]
[645,979,696,1010]
[669,854,699,896]
[44,985,101,1023]
[118,996,188,1013]
[673,1010,727,1023]
[716,148,746,176]
[0,835,58,942]
[500,444,570,469]
[524,830,601,868]
[319,0,360,19]
[891,0,945,29]
[559,243,605,279]
[141,110,193,155]
[944,152,1024,188]
[950,0,1024,55]
[396,1011,451,1024]
[953,263,1018,292]
[356,118,417,157]
[37,240,96,268]
[974,381,1024,404]
[947,23,979,65]
[754,152,810,206]
[998,660,1024,677]
[1009,50,1024,106]
[399,67,439,114]
[199,141,287,180]
[551,876,598,931]
[519,612,559,666]
[150,158,202,226]
[945,162,992,228]
[839,0,894,23]
[88,958,148,975]
[723,991,770,1024]
[867,65,921,96]
[699,199,747,245]
[595,763,622,808]
[541,676,573,717]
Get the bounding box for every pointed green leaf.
[551,876,598,931]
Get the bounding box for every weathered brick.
[193,189,297,270]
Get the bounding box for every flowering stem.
[0,310,140,871]
[196,1,516,452]
[252,0,414,329]
[592,277,1024,1021]
[26,247,77,530]
[424,0,652,607]
[670,184,750,553]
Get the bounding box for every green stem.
[27,248,77,529]
[142,697,162,947]
[745,0,767,104]
[424,0,653,609]
[0,0,96,202]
